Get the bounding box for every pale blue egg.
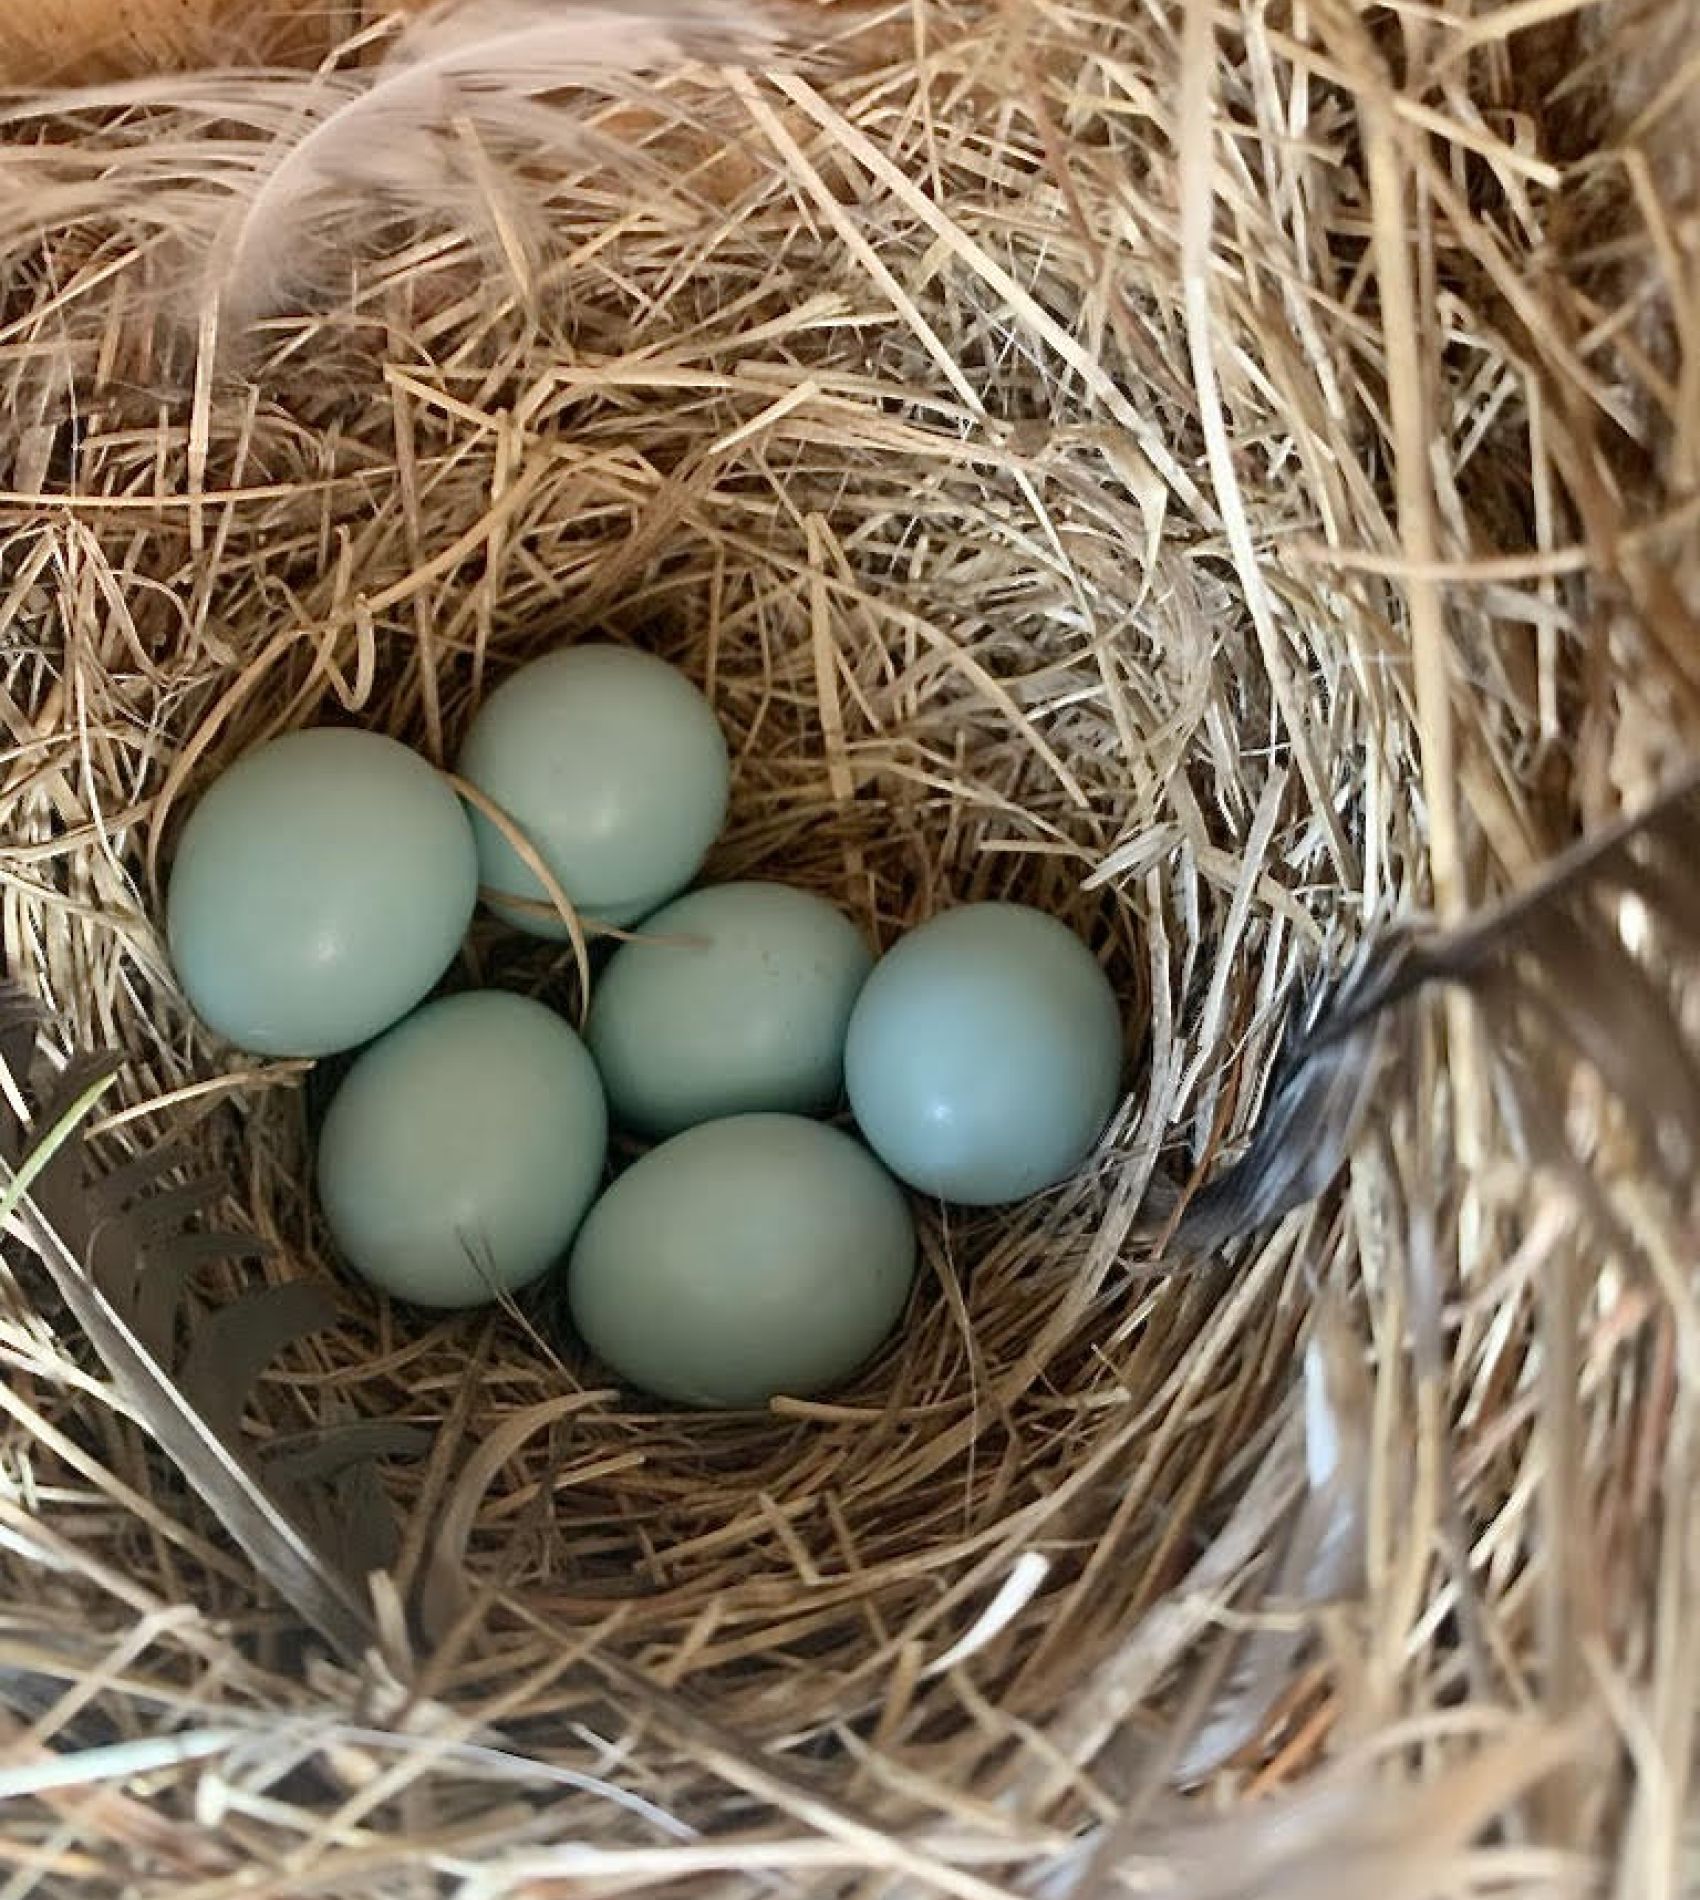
[566,1115,915,1408]
[844,902,1122,1204]
[585,881,873,1136]
[455,643,731,934]
[167,727,478,1058]
[317,990,607,1309]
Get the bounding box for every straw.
[0,0,1694,1892]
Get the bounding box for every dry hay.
[0,0,1696,1895]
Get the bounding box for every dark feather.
[24,1053,127,1240]
[1150,772,1700,1793]
[1167,763,1700,1248]
[87,1133,199,1213]
[1614,843,1700,958]
[29,1051,128,1125]
[177,1282,341,1444]
[128,1250,200,1368]
[0,982,431,1658]
[147,1229,276,1272]
[1508,921,1700,1179]
[264,1421,433,1489]
[268,1425,430,1590]
[323,1460,405,1585]
[6,1181,375,1656]
[118,1174,233,1243]
[0,983,40,1084]
[1166,935,1416,1251]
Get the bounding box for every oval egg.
[167,727,478,1057]
[844,901,1123,1204]
[565,1114,915,1408]
[585,881,873,1136]
[456,643,731,934]
[317,990,607,1309]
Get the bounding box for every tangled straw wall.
[0,1,1696,1895]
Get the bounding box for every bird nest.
[0,1,1696,1896]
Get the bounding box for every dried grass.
[0,0,1696,1895]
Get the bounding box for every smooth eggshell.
[167,727,478,1057]
[844,902,1122,1204]
[566,1114,915,1408]
[585,881,873,1136]
[317,990,607,1309]
[455,643,731,934]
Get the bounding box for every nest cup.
[1,1,1696,1894]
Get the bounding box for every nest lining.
[0,0,1696,1895]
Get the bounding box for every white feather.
[1302,1308,1345,1488]
[214,0,795,328]
[1173,1296,1374,1784]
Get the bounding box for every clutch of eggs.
[165,643,725,1051]
[164,641,1125,1408]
